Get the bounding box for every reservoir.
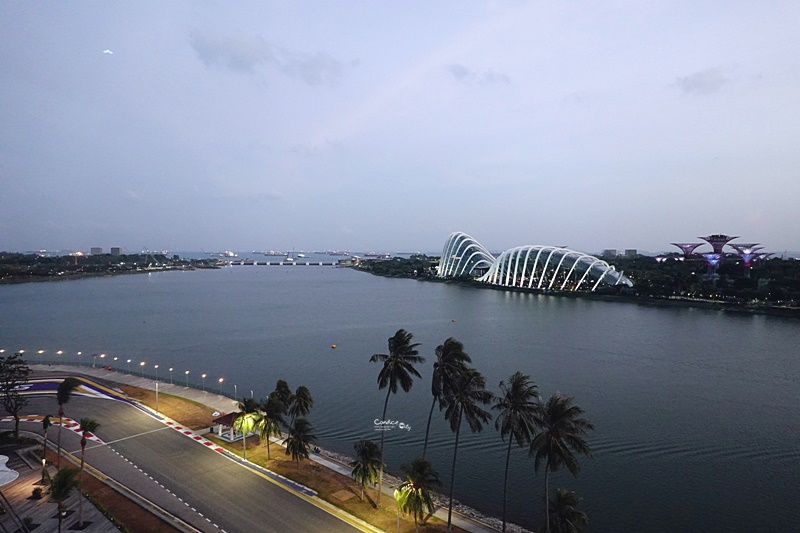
[2,265,799,531]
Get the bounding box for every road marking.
[101,426,170,445]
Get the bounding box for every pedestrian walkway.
[30,365,506,533]
[0,446,117,533]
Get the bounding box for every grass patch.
[119,385,218,430]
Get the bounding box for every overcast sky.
[2,2,799,254]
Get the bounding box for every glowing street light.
[140,361,145,377]
[218,377,224,394]
[154,364,159,382]
[185,370,190,387]
[37,350,44,354]
[202,373,207,391]
[169,367,174,384]
[56,350,63,355]
[126,359,131,373]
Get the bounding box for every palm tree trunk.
[422,396,436,459]
[447,406,463,532]
[14,416,20,438]
[502,434,513,532]
[267,438,271,460]
[57,406,64,468]
[378,388,390,506]
[544,458,551,533]
[243,433,247,461]
[79,450,85,527]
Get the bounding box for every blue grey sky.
[2,2,798,254]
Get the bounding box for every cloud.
[125,190,142,202]
[273,47,346,86]
[674,68,729,95]
[190,31,271,72]
[190,30,347,85]
[446,63,510,84]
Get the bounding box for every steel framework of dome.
[439,232,633,292]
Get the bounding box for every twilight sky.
[2,2,799,254]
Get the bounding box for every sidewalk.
[32,365,504,533]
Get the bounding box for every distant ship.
[255,250,286,256]
[207,250,238,258]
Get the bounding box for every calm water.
[2,265,799,532]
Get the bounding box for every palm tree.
[394,458,441,533]
[547,488,589,533]
[287,385,313,425]
[369,328,424,505]
[272,380,292,412]
[257,395,285,460]
[284,418,316,471]
[56,377,81,468]
[350,439,382,502]
[423,337,472,459]
[49,466,80,533]
[41,414,52,480]
[493,371,539,533]
[78,418,100,528]
[443,367,492,532]
[233,397,262,461]
[530,393,594,533]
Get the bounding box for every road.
[21,393,362,533]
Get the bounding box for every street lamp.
[154,364,159,382]
[218,377,224,395]
[127,359,131,373]
[202,373,207,391]
[169,367,174,384]
[155,381,160,414]
[185,370,190,387]
[100,354,106,368]
[140,361,145,377]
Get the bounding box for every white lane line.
[102,426,171,445]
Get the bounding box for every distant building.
[602,249,618,259]
[625,249,638,258]
[110,247,121,256]
[90,247,103,255]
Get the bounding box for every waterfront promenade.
[25,365,508,533]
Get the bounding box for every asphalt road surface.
[21,395,361,533]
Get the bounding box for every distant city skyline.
[2,2,799,253]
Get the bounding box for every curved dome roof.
[439,232,632,292]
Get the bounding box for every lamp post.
[127,359,131,374]
[250,390,253,399]
[169,367,174,384]
[185,370,190,387]
[154,364,159,382]
[218,377,224,395]
[140,361,145,377]
[99,353,106,368]
[202,373,207,391]
[155,381,159,414]
[92,354,97,368]
[234,384,238,400]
